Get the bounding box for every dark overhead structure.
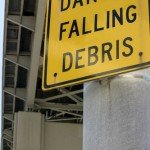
[2,0,83,149]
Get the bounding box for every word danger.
[60,0,97,11]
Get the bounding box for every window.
[3,119,12,130]
[5,61,15,88]
[6,22,19,54]
[15,98,25,112]
[4,93,13,114]
[6,41,17,54]
[7,22,19,39]
[5,61,15,75]
[5,77,15,88]
[3,139,11,150]
[8,0,21,15]
[23,0,36,16]
[17,67,28,88]
[19,28,32,55]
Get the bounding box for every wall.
[13,112,44,150]
[44,122,82,150]
[13,112,82,150]
[83,69,150,150]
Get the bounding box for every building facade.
[2,0,83,149]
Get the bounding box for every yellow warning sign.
[42,0,150,90]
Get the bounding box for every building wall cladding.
[2,0,38,149]
[84,69,150,150]
[2,1,83,150]
[13,112,82,150]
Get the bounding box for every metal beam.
[36,89,83,103]
[3,114,14,122]
[3,129,13,138]
[3,90,26,101]
[60,88,83,103]
[7,18,35,32]
[46,112,64,120]
[36,102,83,111]
[26,0,46,108]
[2,135,13,144]
[47,108,83,117]
[4,57,29,70]
[46,118,82,122]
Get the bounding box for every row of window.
[6,21,32,55]
[8,0,36,16]
[3,139,12,150]
[5,60,28,88]
[3,1,37,149]
[3,92,25,150]
[4,92,25,114]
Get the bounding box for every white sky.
[0,0,5,145]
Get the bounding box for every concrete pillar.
[13,112,83,150]
[83,69,150,150]
[13,112,44,150]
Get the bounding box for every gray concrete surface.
[13,112,82,150]
[13,112,44,150]
[83,69,150,150]
[44,122,82,150]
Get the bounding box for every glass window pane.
[8,0,21,15]
[20,28,32,55]
[17,67,28,88]
[4,119,12,130]
[5,61,15,75]
[4,93,13,114]
[3,139,11,150]
[15,98,25,112]
[23,0,36,16]
[6,41,17,54]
